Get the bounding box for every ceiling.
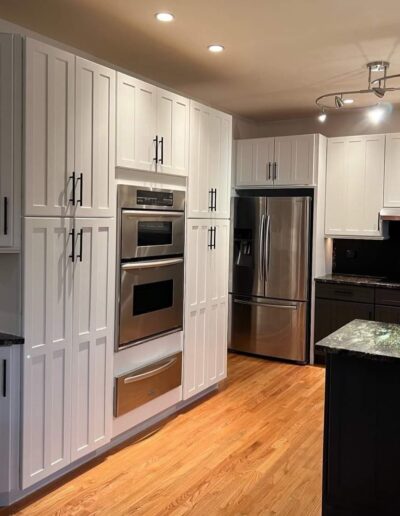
[1,0,400,121]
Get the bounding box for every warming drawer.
[114,352,182,417]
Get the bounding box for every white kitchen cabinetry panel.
[157,88,190,177]
[325,135,385,238]
[116,73,157,172]
[75,58,115,217]
[71,219,115,461]
[236,139,253,187]
[25,38,75,218]
[187,101,232,219]
[274,134,315,186]
[236,138,274,187]
[22,218,73,488]
[384,133,400,207]
[184,220,229,399]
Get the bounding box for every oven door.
[121,209,184,260]
[119,257,184,348]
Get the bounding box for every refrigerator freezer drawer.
[229,296,307,362]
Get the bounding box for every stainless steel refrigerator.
[229,195,311,363]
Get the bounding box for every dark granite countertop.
[316,319,400,361]
[0,332,24,346]
[315,273,400,289]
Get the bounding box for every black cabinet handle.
[69,172,76,206]
[77,173,83,206]
[77,229,83,262]
[69,228,75,262]
[153,135,159,163]
[273,162,277,180]
[209,189,214,211]
[214,189,217,212]
[159,137,164,164]
[208,227,213,249]
[3,197,8,235]
[2,359,6,398]
[213,226,217,249]
[268,162,272,180]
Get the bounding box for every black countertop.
[0,332,24,346]
[315,273,400,289]
[316,319,400,362]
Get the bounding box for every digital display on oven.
[136,190,174,207]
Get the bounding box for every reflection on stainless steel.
[116,185,185,350]
[230,195,311,363]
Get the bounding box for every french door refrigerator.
[229,195,311,362]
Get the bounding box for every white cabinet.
[0,34,21,250]
[325,135,385,238]
[116,73,190,177]
[183,219,229,399]
[384,133,400,207]
[25,39,115,218]
[22,217,115,488]
[235,134,316,187]
[187,101,232,219]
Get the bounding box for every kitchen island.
[317,319,400,516]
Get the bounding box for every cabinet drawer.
[375,305,400,324]
[375,288,400,307]
[114,352,182,417]
[315,283,374,303]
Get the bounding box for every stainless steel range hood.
[380,208,400,221]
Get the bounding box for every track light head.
[372,86,386,98]
[334,95,344,108]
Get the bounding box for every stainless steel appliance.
[229,195,311,362]
[116,186,185,349]
[114,352,182,416]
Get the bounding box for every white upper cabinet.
[116,73,190,177]
[0,34,21,250]
[183,219,229,400]
[325,135,385,238]
[187,101,232,219]
[235,134,316,188]
[157,88,190,176]
[75,58,115,217]
[116,73,157,172]
[384,133,400,207]
[25,38,75,217]
[25,40,115,218]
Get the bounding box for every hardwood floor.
[4,354,325,516]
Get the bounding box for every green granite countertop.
[316,319,400,361]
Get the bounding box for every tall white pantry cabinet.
[183,102,232,399]
[22,39,116,488]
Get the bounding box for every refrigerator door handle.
[264,215,271,284]
[259,214,266,282]
[233,298,298,310]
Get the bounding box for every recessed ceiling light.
[155,12,174,22]
[343,99,354,104]
[208,44,224,53]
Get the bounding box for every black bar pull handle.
[213,226,217,249]
[69,228,75,262]
[3,197,8,235]
[69,172,76,206]
[214,189,217,212]
[159,137,164,164]
[77,229,83,262]
[208,227,213,249]
[153,135,159,163]
[208,189,213,211]
[2,359,6,398]
[77,173,83,206]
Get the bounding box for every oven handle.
[123,357,178,384]
[121,257,183,270]
[122,209,183,217]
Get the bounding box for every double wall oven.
[116,186,185,350]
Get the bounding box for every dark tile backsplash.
[333,223,400,279]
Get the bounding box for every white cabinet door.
[210,111,232,219]
[236,140,253,187]
[274,134,315,186]
[75,58,115,217]
[116,73,157,172]
[384,133,400,207]
[157,88,190,177]
[236,138,274,187]
[325,135,385,238]
[22,218,73,488]
[25,38,75,217]
[183,221,209,399]
[183,219,229,400]
[71,219,115,461]
[206,220,229,386]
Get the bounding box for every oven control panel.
[137,190,174,207]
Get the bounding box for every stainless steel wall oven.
[116,186,185,350]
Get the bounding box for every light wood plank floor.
[4,354,325,516]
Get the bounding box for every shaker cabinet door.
[75,58,115,217]
[384,133,400,208]
[274,134,315,186]
[25,38,75,217]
